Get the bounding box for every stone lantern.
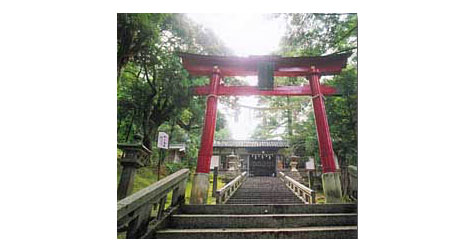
[117,135,152,200]
[289,155,299,172]
[226,154,239,171]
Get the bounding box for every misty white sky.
[187,14,287,140]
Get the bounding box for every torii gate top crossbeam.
[178,52,351,77]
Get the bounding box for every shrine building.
[211,140,290,177]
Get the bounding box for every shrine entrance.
[178,52,352,204]
[249,152,275,177]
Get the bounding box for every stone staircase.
[226,176,304,204]
[154,204,357,238]
[153,177,357,239]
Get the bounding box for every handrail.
[117,168,189,239]
[216,171,247,204]
[279,171,316,204]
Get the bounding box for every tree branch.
[323,46,357,57]
[143,64,157,97]
[332,25,357,46]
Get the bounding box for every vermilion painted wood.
[184,53,350,175]
[195,67,221,174]
[178,52,350,77]
[192,85,337,96]
[309,68,337,173]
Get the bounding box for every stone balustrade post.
[117,142,152,200]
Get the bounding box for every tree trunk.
[143,125,157,151]
[125,110,136,142]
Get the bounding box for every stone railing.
[348,165,357,200]
[279,171,316,204]
[117,169,189,239]
[216,172,247,204]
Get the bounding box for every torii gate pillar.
[309,66,342,203]
[190,66,221,204]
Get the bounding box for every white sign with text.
[157,132,169,149]
[306,157,315,170]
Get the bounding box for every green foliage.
[325,66,358,165]
[252,13,357,166]
[117,14,235,173]
[278,13,357,57]
[214,127,232,140]
[164,162,183,175]
[116,166,157,195]
[117,13,170,76]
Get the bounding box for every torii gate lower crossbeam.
[180,53,350,204]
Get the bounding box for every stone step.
[227,196,300,199]
[225,201,302,205]
[231,192,298,195]
[155,226,357,239]
[232,188,295,191]
[225,198,302,202]
[236,188,294,191]
[226,198,300,200]
[225,176,305,205]
[170,213,357,229]
[233,193,293,195]
[227,198,301,202]
[180,204,357,214]
[229,195,301,199]
[232,193,295,196]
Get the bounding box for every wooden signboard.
[157,132,169,149]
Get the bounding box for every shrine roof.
[214,140,289,148]
[169,144,186,151]
[178,52,351,77]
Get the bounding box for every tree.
[117,13,170,77]
[117,14,237,175]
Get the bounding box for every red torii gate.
[178,52,351,204]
